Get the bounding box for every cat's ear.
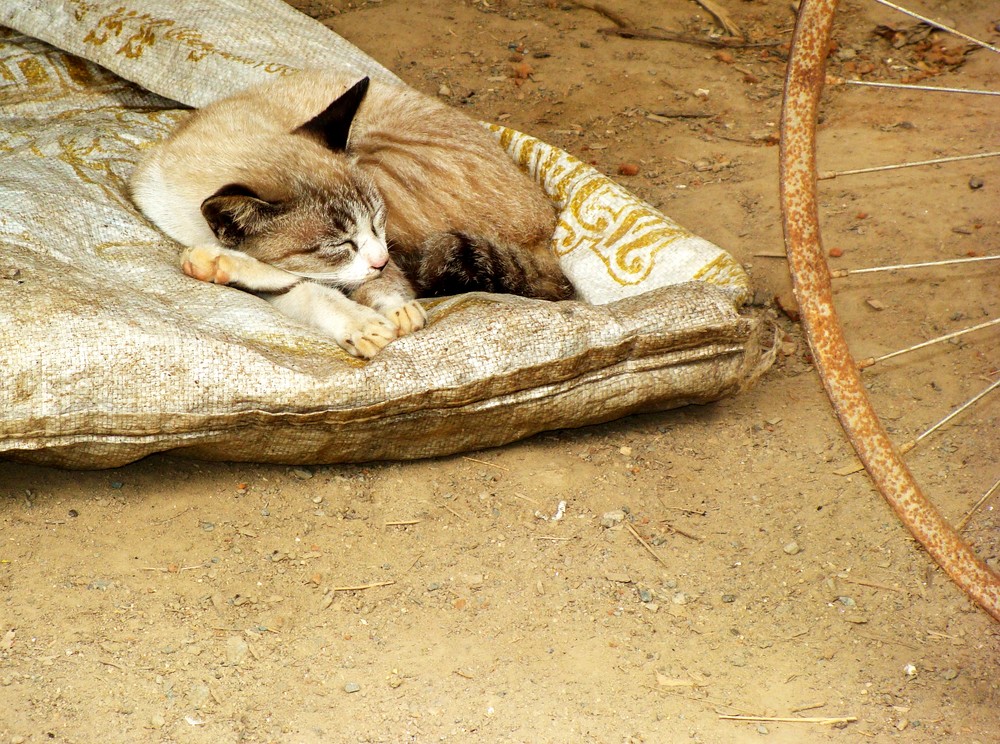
[201,184,284,247]
[295,76,370,151]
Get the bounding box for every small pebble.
[512,61,533,79]
[225,636,249,666]
[838,596,856,607]
[721,594,736,603]
[149,713,166,729]
[940,668,959,681]
[200,521,215,532]
[291,467,313,480]
[344,682,361,693]
[638,588,653,603]
[757,723,769,735]
[617,163,640,176]
[783,540,801,555]
[601,510,626,528]
[605,571,632,584]
[68,509,78,518]
[110,481,124,489]
[968,176,984,190]
[438,83,452,97]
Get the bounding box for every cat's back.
[344,75,556,250]
[130,71,359,246]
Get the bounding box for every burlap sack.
[0,1,773,469]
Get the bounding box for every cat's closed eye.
[320,241,355,258]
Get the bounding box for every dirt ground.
[1,1,998,742]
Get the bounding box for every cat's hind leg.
[414,233,573,301]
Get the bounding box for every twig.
[692,0,743,38]
[453,669,475,680]
[462,456,510,472]
[819,151,1000,180]
[791,702,827,714]
[838,575,905,593]
[661,520,703,541]
[957,478,1000,532]
[625,522,669,567]
[98,659,125,670]
[647,111,714,123]
[854,632,920,650]
[720,714,857,725]
[532,535,576,541]
[510,491,541,506]
[569,0,634,28]
[655,493,708,517]
[152,507,193,525]
[599,26,776,48]
[441,503,467,522]
[384,519,422,526]
[330,580,395,592]
[753,252,788,258]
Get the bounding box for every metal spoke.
[872,0,1000,54]
[819,152,1000,180]
[857,318,1000,370]
[831,255,1000,277]
[842,80,1000,96]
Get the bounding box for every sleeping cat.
[129,70,572,358]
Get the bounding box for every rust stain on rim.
[778,0,1000,621]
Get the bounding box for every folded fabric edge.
[1,315,774,468]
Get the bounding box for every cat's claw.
[327,303,398,359]
[342,319,397,359]
[387,300,428,337]
[180,245,234,284]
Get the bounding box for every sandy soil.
[1,1,998,742]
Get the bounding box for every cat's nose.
[371,256,388,271]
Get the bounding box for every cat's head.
[199,77,389,289]
[200,176,389,289]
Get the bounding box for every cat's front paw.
[339,309,398,359]
[386,300,428,337]
[180,245,236,284]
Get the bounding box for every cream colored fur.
[130,69,559,357]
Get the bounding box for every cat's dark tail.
[398,232,573,301]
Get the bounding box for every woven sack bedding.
[0,0,773,469]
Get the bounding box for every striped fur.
[130,70,571,357]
